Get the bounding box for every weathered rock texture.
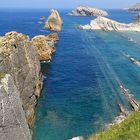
[0,31,42,129]
[80,16,140,32]
[45,9,63,32]
[129,3,140,12]
[69,6,108,17]
[32,33,59,61]
[0,74,31,140]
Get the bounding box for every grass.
[0,72,6,79]
[90,111,140,140]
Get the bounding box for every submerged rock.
[45,9,63,32]
[40,16,46,21]
[0,31,42,128]
[69,6,108,17]
[80,16,140,32]
[32,33,59,61]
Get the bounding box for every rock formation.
[71,136,84,140]
[45,9,63,32]
[129,3,140,12]
[80,16,140,32]
[69,6,108,17]
[32,33,59,61]
[0,74,31,140]
[0,31,42,129]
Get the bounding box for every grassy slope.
[90,111,140,140]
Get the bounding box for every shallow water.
[0,8,140,140]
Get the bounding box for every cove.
[33,10,140,140]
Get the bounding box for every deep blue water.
[0,9,140,140]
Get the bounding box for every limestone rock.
[0,31,42,128]
[45,9,63,32]
[80,16,140,32]
[32,33,59,61]
[69,6,108,17]
[0,74,31,140]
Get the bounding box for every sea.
[0,8,140,140]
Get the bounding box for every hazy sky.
[0,0,139,9]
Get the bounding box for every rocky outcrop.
[0,74,31,140]
[129,3,140,12]
[80,16,140,32]
[69,6,108,17]
[0,31,42,129]
[45,9,63,32]
[32,33,59,61]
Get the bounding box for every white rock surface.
[80,16,140,32]
[70,136,84,140]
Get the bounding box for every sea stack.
[79,16,140,32]
[69,6,108,17]
[45,9,63,32]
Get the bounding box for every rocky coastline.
[0,21,60,140]
[69,6,108,17]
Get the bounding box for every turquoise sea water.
[0,9,140,140]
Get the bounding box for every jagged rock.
[32,33,58,61]
[80,16,140,32]
[0,74,31,140]
[69,6,108,17]
[0,31,42,128]
[45,9,63,32]
[129,3,140,12]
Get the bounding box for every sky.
[0,0,139,9]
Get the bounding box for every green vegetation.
[90,111,140,140]
[0,72,6,79]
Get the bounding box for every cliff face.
[32,33,59,61]
[0,74,31,140]
[0,31,42,128]
[80,16,140,32]
[69,6,108,17]
[45,9,63,32]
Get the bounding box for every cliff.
[45,9,63,32]
[80,16,140,32]
[0,74,31,140]
[69,6,108,17]
[0,31,42,129]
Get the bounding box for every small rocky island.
[79,16,140,32]
[45,9,63,32]
[129,3,140,12]
[69,6,108,17]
